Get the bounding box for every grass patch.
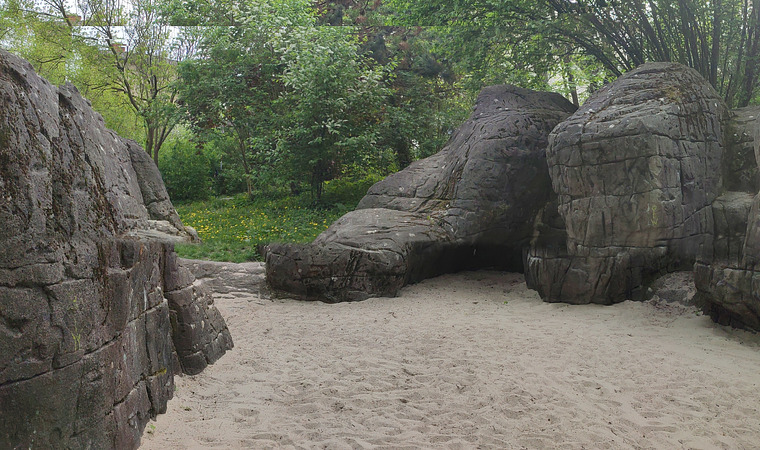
[174,193,356,262]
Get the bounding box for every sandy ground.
[141,271,760,449]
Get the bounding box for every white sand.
[141,271,760,449]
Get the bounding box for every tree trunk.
[145,126,155,164]
[395,137,412,169]
[710,0,722,87]
[563,53,579,108]
[725,0,750,106]
[237,135,252,197]
[739,0,760,107]
[311,159,327,203]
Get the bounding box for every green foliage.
[366,27,470,166]
[278,25,388,200]
[89,93,147,144]
[2,0,472,206]
[384,0,760,108]
[0,0,73,84]
[174,194,353,262]
[383,1,568,93]
[176,1,315,196]
[174,1,461,202]
[8,0,760,266]
[0,0,189,162]
[158,139,214,201]
[320,173,384,207]
[204,137,253,196]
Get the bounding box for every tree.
[175,0,407,201]
[0,0,144,140]
[175,0,316,197]
[385,0,760,107]
[542,0,760,107]
[0,0,73,83]
[370,27,469,167]
[315,3,473,168]
[0,0,193,163]
[177,27,284,197]
[74,0,194,163]
[279,25,388,200]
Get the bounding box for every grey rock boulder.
[267,208,455,301]
[647,271,697,306]
[692,105,760,331]
[266,85,576,301]
[723,106,760,192]
[0,49,231,449]
[695,191,760,330]
[526,62,729,304]
[708,191,755,263]
[180,258,267,296]
[127,140,201,243]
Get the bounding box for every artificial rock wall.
[526,62,727,304]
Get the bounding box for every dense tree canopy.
[167,0,467,200]
[1,0,200,162]
[385,0,760,107]
[2,0,760,202]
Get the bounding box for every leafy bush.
[159,140,214,201]
[202,136,251,196]
[320,173,384,207]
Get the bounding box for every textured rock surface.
[693,104,760,331]
[694,191,760,330]
[163,251,233,375]
[647,271,697,306]
[526,62,729,304]
[126,141,201,243]
[708,191,755,263]
[0,50,231,448]
[266,86,576,301]
[180,258,267,296]
[267,208,455,301]
[724,106,760,193]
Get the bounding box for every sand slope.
[141,272,760,449]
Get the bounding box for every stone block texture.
[0,50,231,448]
[526,62,729,304]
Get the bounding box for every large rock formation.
[694,106,760,330]
[0,50,232,448]
[526,62,728,304]
[522,64,760,326]
[266,85,576,301]
[693,193,758,328]
[265,60,760,330]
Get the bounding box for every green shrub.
[203,137,249,196]
[159,140,214,201]
[320,173,384,207]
